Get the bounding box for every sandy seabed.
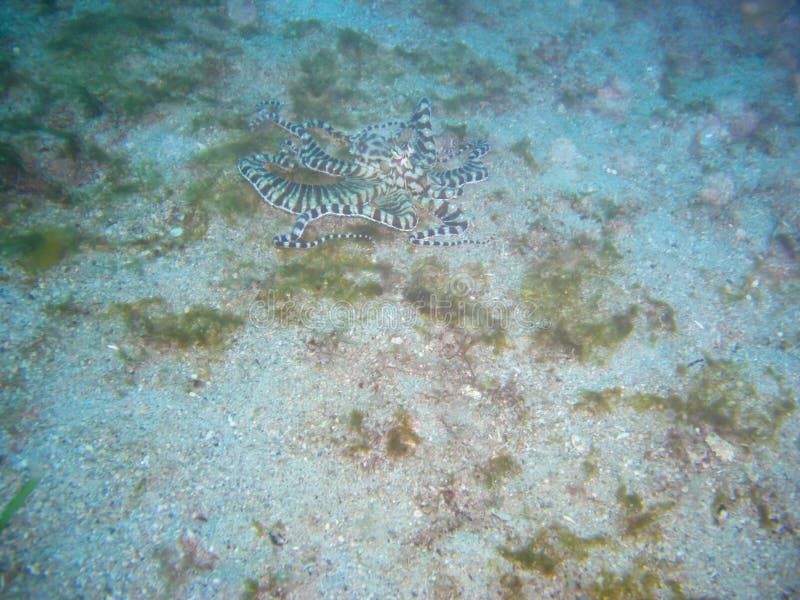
[1,1,799,598]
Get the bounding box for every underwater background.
[1,0,799,597]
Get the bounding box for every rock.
[705,431,736,462]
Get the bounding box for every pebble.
[705,432,736,462]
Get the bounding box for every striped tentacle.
[248,101,368,177]
[353,120,407,139]
[274,232,374,249]
[437,141,475,162]
[300,118,352,143]
[374,189,420,231]
[408,191,490,246]
[463,140,490,160]
[297,131,370,178]
[410,235,487,247]
[408,197,468,245]
[430,141,489,189]
[408,98,438,169]
[253,106,309,141]
[349,121,407,164]
[248,100,283,130]
[275,190,419,248]
[430,160,488,189]
[238,154,384,215]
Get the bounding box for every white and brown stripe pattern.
[238,98,489,248]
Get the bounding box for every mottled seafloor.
[1,1,799,598]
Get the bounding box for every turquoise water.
[1,1,798,597]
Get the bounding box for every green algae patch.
[0,226,80,272]
[187,130,281,225]
[616,484,675,539]
[673,356,796,445]
[186,172,260,223]
[113,298,243,352]
[252,246,390,327]
[385,409,421,459]
[499,523,609,576]
[475,453,521,488]
[510,136,538,171]
[0,478,38,533]
[642,296,677,334]
[281,18,324,39]
[747,484,789,533]
[191,135,274,172]
[573,387,624,415]
[521,235,636,362]
[336,28,379,60]
[582,359,796,448]
[625,392,684,414]
[42,5,235,120]
[399,40,517,113]
[285,34,409,124]
[541,305,637,362]
[419,0,467,26]
[499,541,559,576]
[275,246,386,300]
[242,570,296,599]
[581,458,599,479]
[289,35,517,124]
[288,48,363,125]
[404,258,508,352]
[46,10,174,56]
[0,140,25,186]
[344,409,372,456]
[589,564,685,600]
[0,115,151,210]
[336,407,421,460]
[682,356,761,441]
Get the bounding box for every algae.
[749,486,782,533]
[0,478,38,533]
[289,48,362,124]
[521,234,637,362]
[344,409,372,455]
[45,295,88,319]
[186,130,281,228]
[274,247,386,301]
[642,296,677,334]
[186,172,260,223]
[281,18,324,39]
[678,356,797,444]
[589,564,684,600]
[41,4,236,120]
[336,28,378,60]
[607,359,795,461]
[385,409,420,459]
[113,298,243,351]
[393,41,517,113]
[581,458,599,479]
[0,226,80,272]
[404,258,508,352]
[420,0,467,26]
[475,454,521,488]
[0,141,25,189]
[498,523,608,576]
[509,137,538,171]
[573,387,624,415]
[616,484,675,539]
